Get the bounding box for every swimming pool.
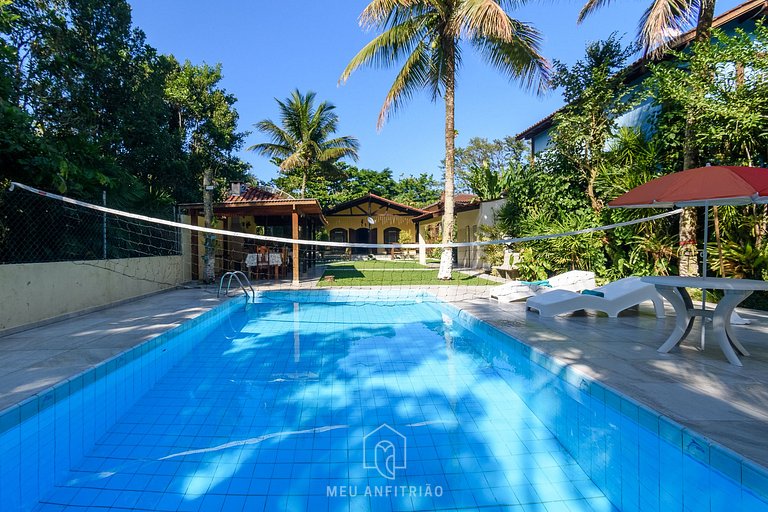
[2,292,768,511]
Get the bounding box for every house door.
[354,228,370,254]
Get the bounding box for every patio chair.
[526,276,666,318]
[490,270,596,303]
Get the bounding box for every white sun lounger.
[526,276,666,318]
[490,270,596,303]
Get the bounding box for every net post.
[190,211,199,280]
[102,190,107,259]
[417,222,427,265]
[292,208,299,285]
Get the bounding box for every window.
[330,228,348,243]
[384,227,401,244]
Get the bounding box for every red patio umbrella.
[608,166,768,208]
[609,165,768,348]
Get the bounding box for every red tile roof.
[423,193,479,211]
[415,194,480,221]
[222,185,297,203]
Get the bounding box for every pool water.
[34,300,615,511]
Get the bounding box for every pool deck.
[2,285,768,471]
[0,288,226,412]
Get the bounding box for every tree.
[578,0,720,276]
[647,23,768,168]
[454,136,527,192]
[1,0,198,207]
[393,173,441,207]
[270,162,441,209]
[647,23,768,280]
[249,90,360,199]
[341,0,549,279]
[165,59,249,282]
[548,35,639,212]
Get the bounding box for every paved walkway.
[0,288,226,411]
[2,286,767,470]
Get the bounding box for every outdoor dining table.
[641,276,768,366]
[245,252,283,281]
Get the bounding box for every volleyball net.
[1,181,683,304]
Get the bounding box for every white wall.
[0,255,191,332]
[416,198,507,269]
[457,199,506,269]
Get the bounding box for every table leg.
[712,291,752,365]
[656,286,696,354]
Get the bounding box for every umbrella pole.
[700,203,709,351]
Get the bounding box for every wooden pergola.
[179,187,326,284]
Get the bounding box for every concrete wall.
[0,255,191,332]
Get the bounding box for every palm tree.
[249,90,359,198]
[578,0,718,276]
[340,0,548,279]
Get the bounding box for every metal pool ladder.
[217,271,255,301]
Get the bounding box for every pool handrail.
[217,271,255,301]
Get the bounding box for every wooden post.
[292,208,299,285]
[191,212,199,280]
[222,217,229,272]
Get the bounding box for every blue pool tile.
[10,299,768,512]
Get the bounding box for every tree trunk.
[203,168,216,283]
[300,169,307,199]
[438,42,457,280]
[586,167,602,213]
[678,0,716,277]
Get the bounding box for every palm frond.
[319,146,361,162]
[639,0,699,57]
[340,15,430,84]
[280,151,307,171]
[247,142,292,158]
[323,136,362,154]
[251,89,358,174]
[471,19,550,94]
[458,0,515,40]
[427,37,460,102]
[577,0,616,23]
[249,120,295,149]
[378,41,432,128]
[360,0,429,29]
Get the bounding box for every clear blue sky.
[128,0,742,183]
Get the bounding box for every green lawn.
[317,260,495,286]
[324,259,430,270]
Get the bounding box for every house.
[517,0,768,157]
[323,193,427,256]
[413,194,505,269]
[178,183,326,283]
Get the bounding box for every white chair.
[526,276,666,318]
[490,270,596,303]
